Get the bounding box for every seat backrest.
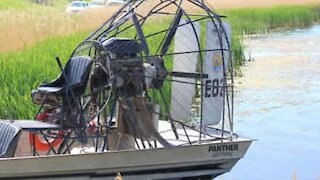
[0,121,21,158]
[64,56,92,95]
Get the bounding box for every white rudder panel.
[202,20,231,126]
[170,19,200,121]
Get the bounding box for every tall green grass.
[0,32,88,119]
[225,5,320,34]
[224,5,320,67]
[1,5,320,119]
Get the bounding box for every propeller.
[159,8,183,56]
[157,8,209,81]
[132,13,150,57]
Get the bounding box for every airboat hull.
[0,1,253,179]
[0,139,251,179]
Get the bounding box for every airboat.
[0,0,252,179]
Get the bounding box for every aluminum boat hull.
[0,139,251,179]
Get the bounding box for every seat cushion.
[0,121,21,158]
[37,86,64,94]
[31,89,62,106]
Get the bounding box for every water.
[223,25,320,180]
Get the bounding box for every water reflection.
[223,25,320,179]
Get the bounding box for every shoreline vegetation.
[0,2,320,118]
[224,5,320,67]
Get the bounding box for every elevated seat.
[31,56,92,106]
[0,121,21,158]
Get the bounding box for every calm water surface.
[223,25,320,180]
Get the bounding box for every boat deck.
[0,119,252,180]
[1,119,246,157]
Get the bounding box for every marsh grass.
[225,5,320,34]
[0,32,88,118]
[224,5,320,68]
[0,5,116,52]
[1,5,320,118]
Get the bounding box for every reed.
[225,5,320,34]
[0,3,116,52]
[0,32,88,118]
[224,5,320,67]
[1,5,320,118]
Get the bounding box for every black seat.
[31,56,92,106]
[0,121,21,158]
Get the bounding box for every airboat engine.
[91,38,157,97]
[90,38,162,148]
